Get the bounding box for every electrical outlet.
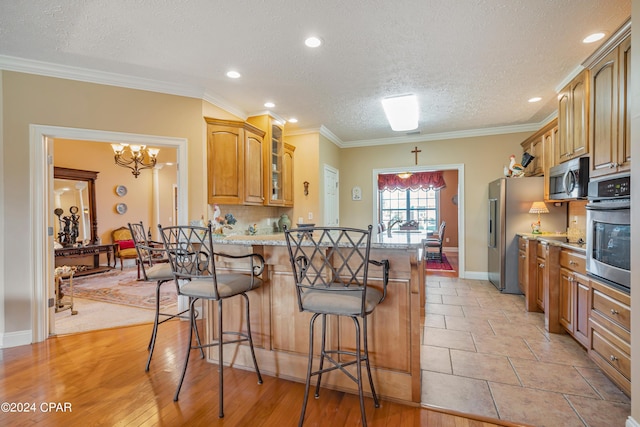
[445,238,450,243]
[308,212,313,220]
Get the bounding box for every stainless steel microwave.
[548,157,589,200]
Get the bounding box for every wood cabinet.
[557,70,589,162]
[589,34,631,178]
[520,119,556,181]
[247,115,294,206]
[543,243,563,333]
[517,237,540,312]
[558,248,589,348]
[588,279,631,395]
[535,243,546,311]
[205,118,265,205]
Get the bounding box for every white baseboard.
[461,271,488,281]
[627,416,639,427]
[1,329,32,348]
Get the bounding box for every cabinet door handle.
[539,263,545,268]
[610,309,619,315]
[569,260,576,265]
[610,355,618,362]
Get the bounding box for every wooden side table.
[55,271,78,315]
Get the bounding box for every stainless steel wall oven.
[586,173,631,291]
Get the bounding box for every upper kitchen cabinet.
[589,33,631,178]
[247,114,294,206]
[205,117,265,205]
[557,70,589,163]
[521,119,557,178]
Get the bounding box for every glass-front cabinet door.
[270,123,283,204]
[247,114,286,206]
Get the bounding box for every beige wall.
[337,133,530,274]
[2,71,207,333]
[286,133,320,226]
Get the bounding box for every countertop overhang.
[212,231,426,250]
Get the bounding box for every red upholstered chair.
[111,226,138,270]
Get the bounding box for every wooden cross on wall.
[411,146,421,165]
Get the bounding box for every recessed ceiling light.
[288,118,298,123]
[226,70,241,79]
[305,36,323,48]
[264,102,275,108]
[528,97,542,103]
[381,94,419,132]
[583,32,605,43]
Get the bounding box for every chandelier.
[111,144,159,178]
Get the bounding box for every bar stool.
[284,225,389,427]
[158,222,264,418]
[128,222,203,372]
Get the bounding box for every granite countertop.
[517,232,587,253]
[212,231,425,250]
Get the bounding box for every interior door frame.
[372,163,465,278]
[323,164,339,226]
[30,124,188,343]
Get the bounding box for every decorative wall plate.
[115,185,127,197]
[116,203,128,214]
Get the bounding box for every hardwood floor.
[0,320,528,426]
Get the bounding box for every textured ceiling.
[0,0,631,145]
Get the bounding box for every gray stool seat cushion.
[145,263,173,281]
[301,286,383,316]
[182,274,263,299]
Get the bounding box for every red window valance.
[377,171,446,191]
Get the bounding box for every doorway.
[30,125,188,343]
[372,164,465,278]
[323,164,339,226]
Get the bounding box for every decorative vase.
[278,214,292,231]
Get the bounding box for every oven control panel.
[588,174,630,199]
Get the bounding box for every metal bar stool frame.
[128,222,204,372]
[158,222,264,419]
[284,225,389,427]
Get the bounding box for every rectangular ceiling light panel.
[381,94,419,131]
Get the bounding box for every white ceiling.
[0,0,631,146]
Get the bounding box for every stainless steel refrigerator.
[488,177,567,293]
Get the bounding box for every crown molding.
[341,123,541,148]
[202,91,248,120]
[0,54,206,99]
[1,54,552,149]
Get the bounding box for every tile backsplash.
[567,200,587,242]
[204,204,292,235]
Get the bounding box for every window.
[379,188,439,232]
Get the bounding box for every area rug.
[59,267,177,310]
[425,254,454,271]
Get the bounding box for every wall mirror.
[53,167,99,245]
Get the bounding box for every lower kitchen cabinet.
[544,244,631,396]
[517,237,540,312]
[558,248,589,348]
[588,279,631,395]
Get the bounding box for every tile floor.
[421,271,631,427]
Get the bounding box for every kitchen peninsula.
[202,231,425,404]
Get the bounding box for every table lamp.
[529,201,549,234]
